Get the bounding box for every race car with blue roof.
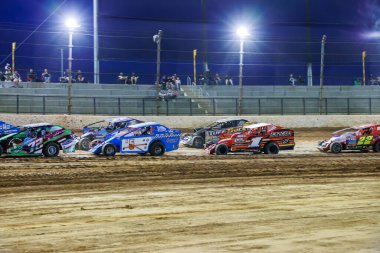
[0,121,19,137]
[205,123,295,155]
[0,123,77,157]
[181,118,249,149]
[318,124,380,153]
[89,122,181,156]
[78,117,142,150]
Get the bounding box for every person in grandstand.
[41,69,51,83]
[27,69,36,82]
[13,71,22,86]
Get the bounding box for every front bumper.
[317,140,330,152]
[180,135,194,147]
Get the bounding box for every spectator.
[225,75,233,85]
[4,64,12,81]
[298,75,305,85]
[13,71,21,86]
[27,69,36,82]
[118,72,128,84]
[130,72,139,85]
[198,74,205,85]
[76,70,86,83]
[175,76,181,90]
[289,74,296,86]
[214,73,222,85]
[41,69,51,83]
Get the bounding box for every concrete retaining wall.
[1,114,380,130]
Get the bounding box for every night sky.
[1,0,380,85]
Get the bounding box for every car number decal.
[357,136,373,146]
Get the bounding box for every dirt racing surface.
[1,129,380,252]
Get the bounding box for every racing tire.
[264,142,279,154]
[373,141,380,152]
[330,142,342,154]
[149,142,165,156]
[102,143,117,157]
[192,136,204,149]
[215,144,229,155]
[43,142,60,157]
[0,145,3,156]
[78,138,91,151]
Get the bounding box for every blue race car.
[0,121,20,137]
[89,122,181,156]
[78,117,142,150]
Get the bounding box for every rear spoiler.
[0,121,20,135]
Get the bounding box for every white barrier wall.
[1,114,380,130]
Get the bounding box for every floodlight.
[236,26,249,39]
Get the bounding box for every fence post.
[16,95,19,114]
[235,98,239,115]
[166,100,169,116]
[369,98,372,115]
[281,98,284,115]
[118,98,121,115]
[258,98,261,115]
[325,98,328,115]
[213,98,216,116]
[189,98,193,116]
[142,98,145,116]
[93,97,96,115]
[347,98,350,115]
[43,96,46,115]
[303,98,306,115]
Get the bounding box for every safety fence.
[0,95,379,115]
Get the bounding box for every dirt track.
[1,129,380,252]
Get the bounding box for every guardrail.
[0,94,379,115]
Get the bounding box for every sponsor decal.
[270,131,292,137]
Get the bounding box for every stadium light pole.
[236,26,249,116]
[65,18,80,115]
[153,30,163,115]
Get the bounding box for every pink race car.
[318,124,380,153]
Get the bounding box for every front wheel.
[330,142,342,154]
[149,142,165,156]
[102,143,117,156]
[373,141,380,152]
[43,142,60,157]
[215,144,228,155]
[78,138,91,151]
[264,142,279,154]
[192,136,205,149]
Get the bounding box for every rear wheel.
[43,142,60,157]
[215,144,228,155]
[149,142,165,156]
[373,141,380,152]
[330,142,342,154]
[264,142,279,154]
[192,136,204,149]
[102,143,117,156]
[78,138,91,151]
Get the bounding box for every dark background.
[1,0,380,85]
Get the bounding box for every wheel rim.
[48,146,57,155]
[81,139,90,150]
[332,144,341,153]
[154,145,162,154]
[194,138,203,147]
[270,145,278,153]
[105,146,114,155]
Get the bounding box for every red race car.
[205,123,295,155]
[318,124,380,153]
